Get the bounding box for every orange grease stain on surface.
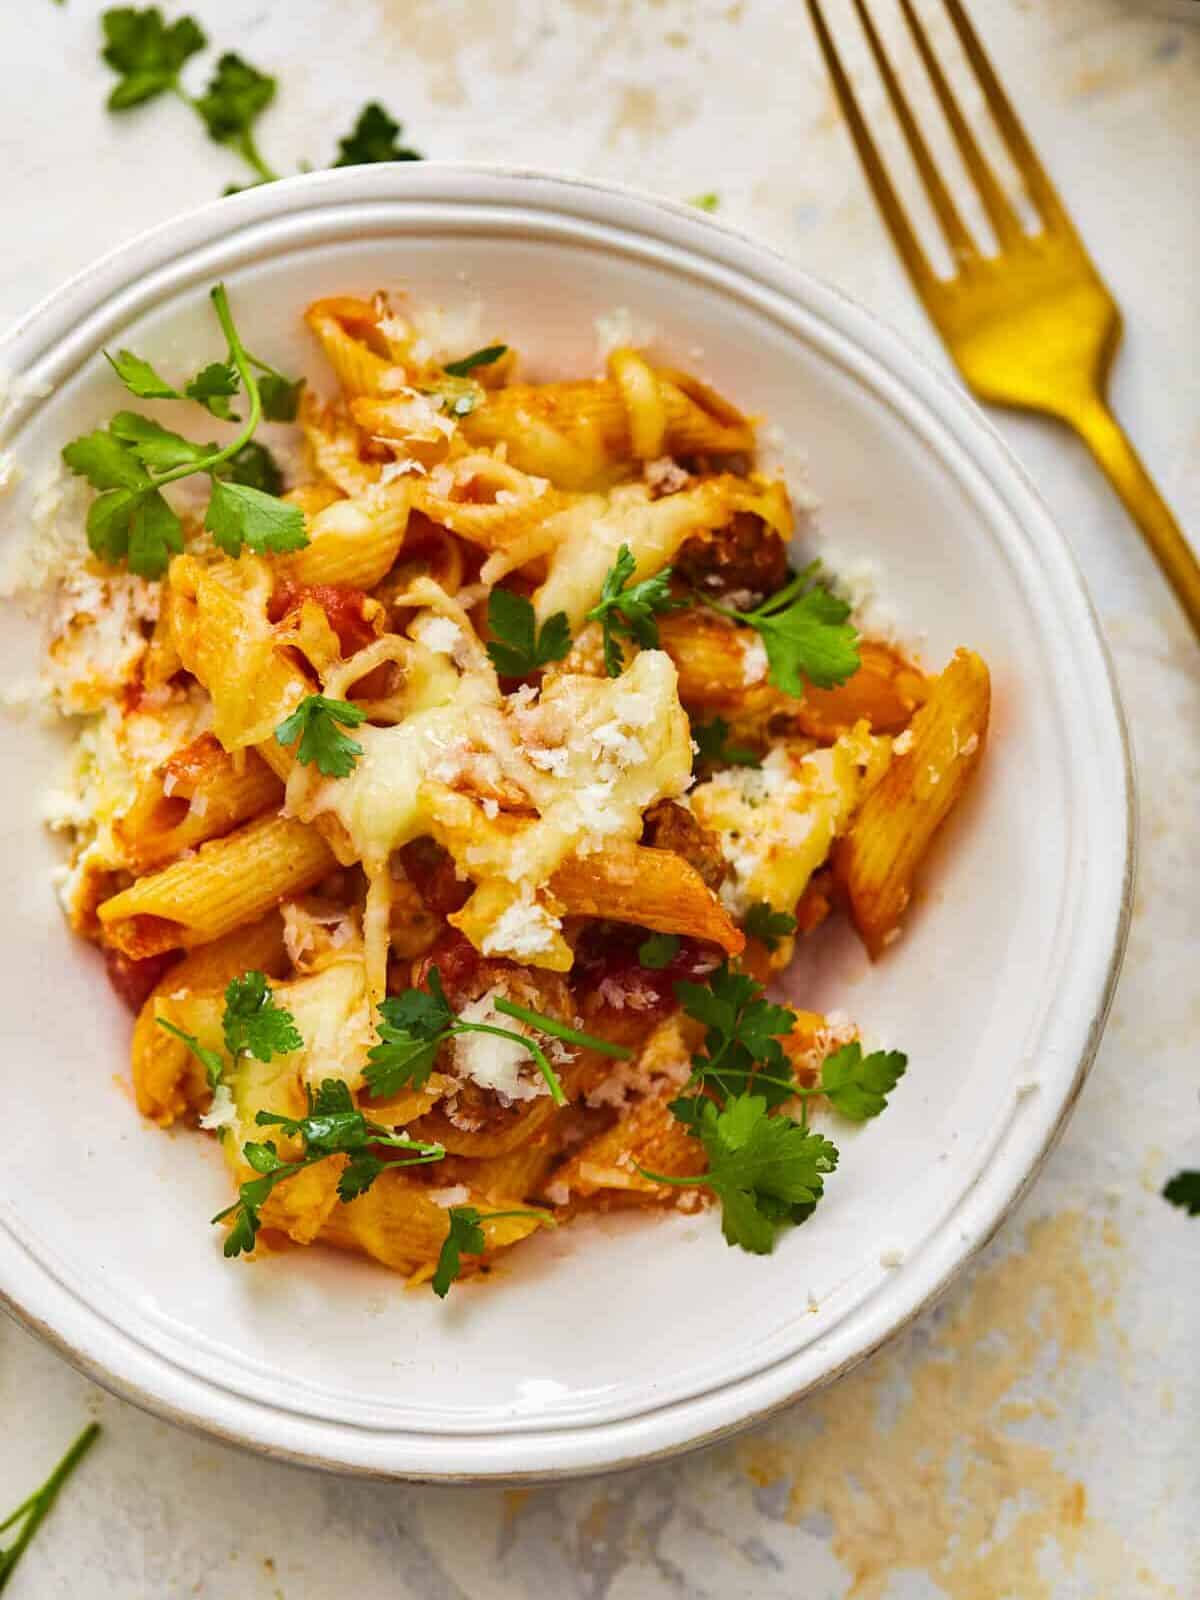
[732,1212,1178,1600]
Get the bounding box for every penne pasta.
[550,843,745,955]
[832,649,990,957]
[115,735,284,874]
[98,812,340,958]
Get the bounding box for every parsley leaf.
[274,694,368,779]
[155,1019,225,1090]
[586,544,686,676]
[63,283,309,577]
[101,6,206,110]
[256,372,304,423]
[486,588,572,678]
[642,1094,838,1254]
[362,968,627,1105]
[105,347,181,400]
[691,716,760,769]
[689,192,720,212]
[743,902,797,952]
[205,477,306,557]
[432,1205,485,1298]
[702,563,860,699]
[431,1204,554,1298]
[365,969,455,1096]
[110,412,215,472]
[216,1077,446,1257]
[443,344,508,378]
[222,969,303,1062]
[62,428,148,491]
[184,359,240,420]
[638,932,681,970]
[1163,1170,1200,1217]
[818,1043,907,1122]
[215,439,284,495]
[676,964,796,1106]
[0,1423,101,1591]
[333,101,423,166]
[194,52,280,183]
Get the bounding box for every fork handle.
[1067,399,1200,636]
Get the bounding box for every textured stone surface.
[2,2,1197,1594]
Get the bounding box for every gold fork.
[808,0,1200,634]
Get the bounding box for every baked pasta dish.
[35,285,990,1295]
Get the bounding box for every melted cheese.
[288,642,692,972]
[689,723,891,916]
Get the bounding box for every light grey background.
[2,2,1198,1595]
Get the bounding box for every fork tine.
[941,0,1070,232]
[897,0,1022,248]
[807,0,939,299]
[850,0,976,267]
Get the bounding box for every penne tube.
[551,842,745,956]
[278,487,412,589]
[116,735,284,874]
[459,364,756,489]
[98,812,340,958]
[317,1172,544,1280]
[131,911,288,1125]
[658,611,928,739]
[547,1086,706,1207]
[832,649,990,957]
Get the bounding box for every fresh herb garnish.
[194,52,278,184]
[333,101,423,166]
[689,192,720,212]
[215,1078,446,1257]
[442,344,508,378]
[222,969,304,1061]
[586,545,687,677]
[274,694,368,779]
[674,964,797,1107]
[817,1042,907,1122]
[691,716,760,769]
[100,6,206,109]
[485,588,572,678]
[641,1093,839,1254]
[363,968,632,1107]
[638,932,681,970]
[62,283,307,577]
[431,1204,555,1298]
[743,901,797,952]
[647,969,907,1253]
[98,8,423,191]
[215,439,285,495]
[0,1424,101,1591]
[699,561,860,699]
[1163,1170,1200,1216]
[156,968,303,1137]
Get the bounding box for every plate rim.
[0,163,1135,1481]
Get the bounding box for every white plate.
[0,166,1133,1481]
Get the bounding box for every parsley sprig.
[587,545,687,677]
[699,561,860,699]
[432,1204,555,1298]
[99,8,423,192]
[640,967,906,1253]
[442,344,508,378]
[157,968,304,1128]
[216,1078,447,1257]
[363,968,633,1108]
[0,1424,101,1592]
[62,284,308,577]
[486,588,572,678]
[275,695,368,779]
[645,1094,839,1253]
